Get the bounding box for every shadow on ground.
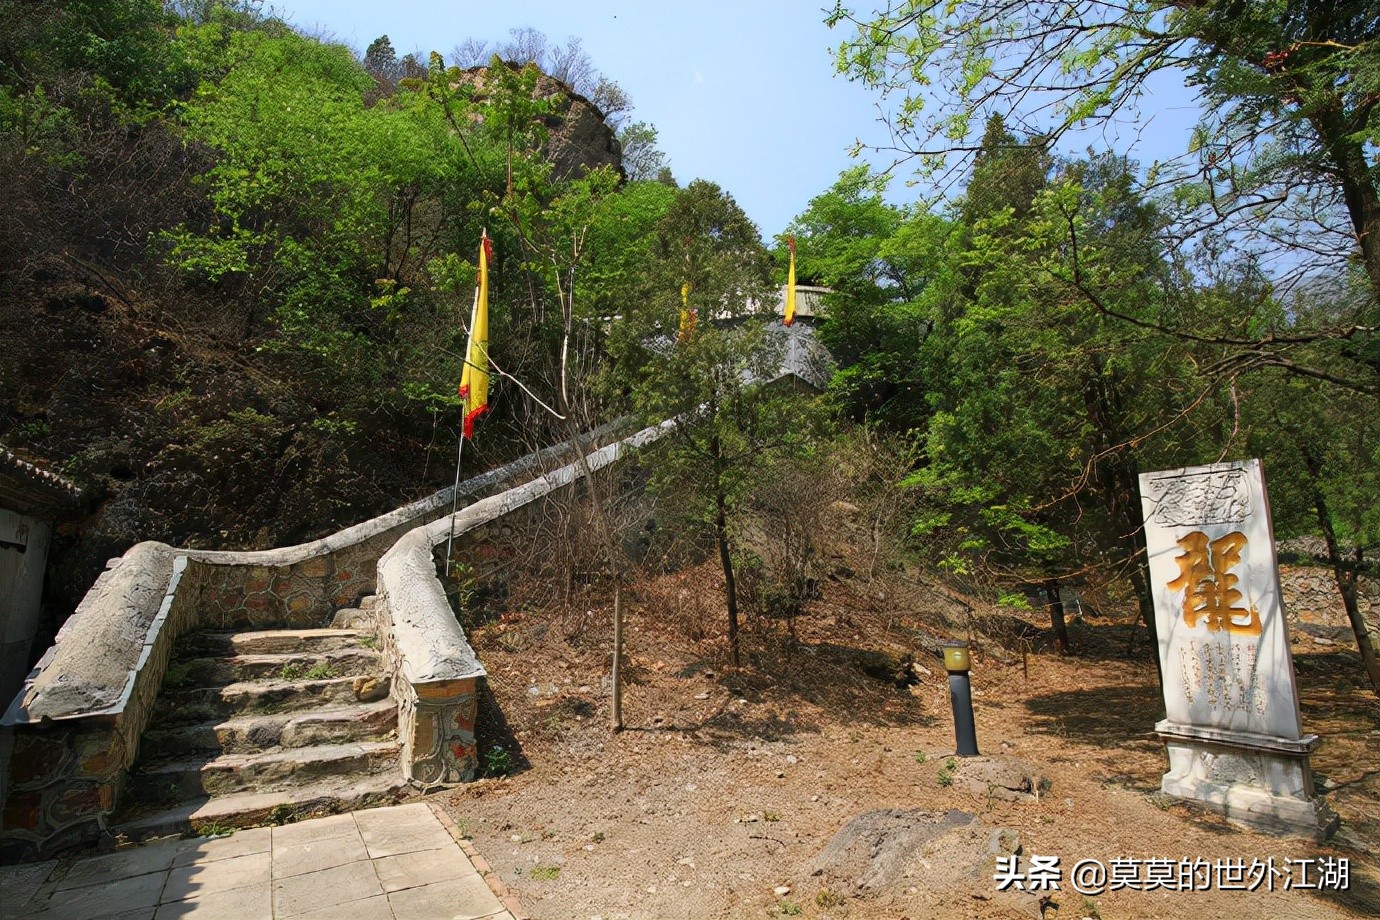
[1022,684,1163,750]
[615,636,935,747]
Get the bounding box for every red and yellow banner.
[784,236,797,327]
[459,231,492,439]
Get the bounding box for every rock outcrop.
[458,64,624,181]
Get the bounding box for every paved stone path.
[0,803,522,919]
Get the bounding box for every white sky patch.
[693,69,704,83]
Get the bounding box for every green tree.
[363,34,401,84]
[908,146,1219,660]
[1243,367,1380,696]
[636,324,817,668]
[617,120,668,183]
[0,0,188,109]
[827,1,1380,395]
[613,180,798,667]
[608,180,774,383]
[783,167,950,430]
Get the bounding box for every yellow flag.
[459,231,492,438]
[784,236,797,327]
[678,281,697,342]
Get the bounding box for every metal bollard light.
[943,643,979,757]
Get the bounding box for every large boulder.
[804,809,1045,918]
[457,64,623,181]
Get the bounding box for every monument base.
[1155,720,1339,842]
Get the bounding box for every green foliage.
[996,592,1032,610]
[483,744,512,777]
[816,888,843,909]
[618,120,668,182]
[608,179,775,391]
[192,821,237,838]
[447,561,479,623]
[580,180,677,320]
[827,1,1380,395]
[607,180,823,662]
[0,0,192,108]
[785,167,953,429]
[304,662,335,680]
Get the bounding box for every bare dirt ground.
[436,561,1380,920]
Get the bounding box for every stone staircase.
[112,601,409,840]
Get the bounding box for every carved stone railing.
[0,543,191,861]
[376,420,673,785]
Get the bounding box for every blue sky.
[278,1,1202,242]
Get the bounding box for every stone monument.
[1139,459,1337,839]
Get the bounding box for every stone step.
[188,628,375,657]
[165,648,382,688]
[113,773,410,842]
[125,740,401,803]
[140,700,398,760]
[330,607,375,630]
[154,675,391,725]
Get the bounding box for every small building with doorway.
[0,448,82,706]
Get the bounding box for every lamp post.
[943,643,979,757]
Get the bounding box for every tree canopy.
[828,1,1380,395]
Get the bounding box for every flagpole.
[444,403,466,568]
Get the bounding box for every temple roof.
[0,446,83,518]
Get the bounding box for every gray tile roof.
[0,446,83,517]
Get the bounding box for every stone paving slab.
[164,851,272,901]
[7,803,519,919]
[170,826,272,868]
[355,805,456,859]
[272,831,370,879]
[153,883,271,919]
[0,859,56,918]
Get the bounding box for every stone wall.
[0,547,195,861]
[0,510,54,711]
[1278,565,1380,645]
[180,418,627,630]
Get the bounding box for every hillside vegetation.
[0,2,692,627]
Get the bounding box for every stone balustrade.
[0,421,634,861]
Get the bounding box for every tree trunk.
[1307,106,1380,307]
[1302,446,1380,698]
[715,487,741,669]
[1078,353,1162,686]
[1110,457,1165,690]
[1044,578,1070,654]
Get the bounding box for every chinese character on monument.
[1167,531,1261,635]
